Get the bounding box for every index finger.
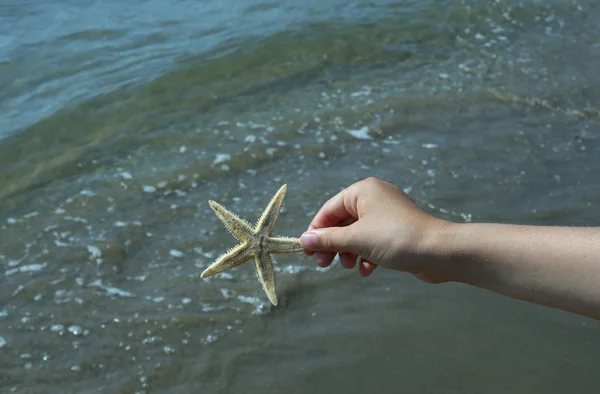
[307,185,360,232]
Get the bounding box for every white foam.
[169,249,184,258]
[87,245,102,259]
[88,279,134,298]
[237,295,261,305]
[65,216,87,223]
[68,325,83,335]
[5,263,47,276]
[219,272,233,280]
[346,126,372,140]
[220,288,233,299]
[238,295,269,315]
[163,345,175,354]
[212,153,231,166]
[350,87,372,97]
[200,303,221,312]
[12,284,25,296]
[80,189,95,197]
[202,333,218,344]
[275,264,309,275]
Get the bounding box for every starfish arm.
[201,243,253,278]
[255,184,287,236]
[254,251,278,306]
[209,200,255,241]
[265,236,304,254]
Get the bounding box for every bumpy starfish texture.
[201,184,304,305]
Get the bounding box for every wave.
[1,0,597,203]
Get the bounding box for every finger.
[339,252,358,269]
[300,224,361,255]
[304,217,357,256]
[315,252,337,268]
[414,271,440,284]
[305,217,356,256]
[307,185,359,232]
[308,214,357,232]
[359,260,377,277]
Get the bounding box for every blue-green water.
[0,0,443,137]
[1,1,600,393]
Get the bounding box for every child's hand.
[301,177,600,320]
[300,177,449,283]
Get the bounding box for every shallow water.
[2,0,600,393]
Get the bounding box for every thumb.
[300,226,359,254]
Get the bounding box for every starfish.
[201,184,304,305]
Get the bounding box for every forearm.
[436,222,600,319]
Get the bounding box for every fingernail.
[300,231,320,250]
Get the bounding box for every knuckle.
[360,177,385,194]
[321,230,334,249]
[363,177,379,186]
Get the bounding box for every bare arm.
[300,177,600,320]
[436,223,600,319]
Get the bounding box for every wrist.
[419,220,476,284]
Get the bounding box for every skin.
[300,177,600,320]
